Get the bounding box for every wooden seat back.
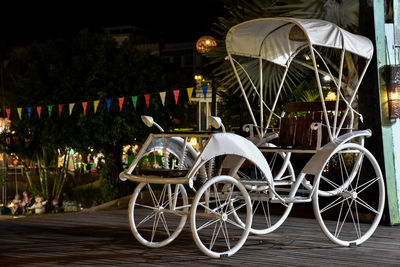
[278,101,348,149]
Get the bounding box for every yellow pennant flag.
[17,108,22,119]
[93,100,100,114]
[187,87,194,103]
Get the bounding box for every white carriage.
[119,18,385,258]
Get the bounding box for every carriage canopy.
[226,18,373,67]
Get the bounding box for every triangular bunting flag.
[106,99,112,112]
[48,105,53,118]
[159,92,166,106]
[69,103,75,115]
[6,108,10,120]
[144,94,150,108]
[93,100,100,114]
[36,106,42,118]
[187,87,194,103]
[82,102,88,115]
[131,96,137,110]
[27,107,32,119]
[118,97,124,111]
[173,89,180,104]
[202,85,208,99]
[17,108,22,120]
[58,104,64,117]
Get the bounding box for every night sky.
[0,0,226,48]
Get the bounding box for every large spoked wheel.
[129,183,188,248]
[313,143,385,246]
[230,150,295,235]
[190,175,252,258]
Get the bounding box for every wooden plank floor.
[0,206,399,266]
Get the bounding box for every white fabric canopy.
[226,18,374,66]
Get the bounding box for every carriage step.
[270,196,311,203]
[238,179,293,186]
[238,180,270,185]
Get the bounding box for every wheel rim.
[129,183,188,247]
[313,143,385,246]
[190,176,252,258]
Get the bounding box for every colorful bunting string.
[17,108,22,120]
[36,106,42,118]
[187,87,193,103]
[144,94,150,108]
[82,102,88,115]
[3,85,208,120]
[27,107,32,119]
[118,97,124,111]
[159,92,166,106]
[93,100,99,114]
[48,105,53,118]
[106,99,112,112]
[131,96,137,110]
[58,104,64,117]
[69,103,75,115]
[173,89,180,104]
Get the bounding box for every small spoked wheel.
[190,175,252,258]
[313,143,385,246]
[229,152,295,235]
[129,183,188,247]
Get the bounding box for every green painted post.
[359,0,400,224]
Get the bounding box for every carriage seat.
[278,100,349,150]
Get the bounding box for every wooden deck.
[0,205,399,266]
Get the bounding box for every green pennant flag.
[131,96,137,110]
[48,105,53,118]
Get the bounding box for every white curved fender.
[301,129,372,175]
[188,133,273,186]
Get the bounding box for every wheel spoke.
[136,212,156,228]
[355,177,380,194]
[226,218,246,229]
[335,199,355,238]
[321,175,340,189]
[221,221,231,250]
[209,221,222,250]
[147,184,159,206]
[197,218,220,232]
[320,195,347,213]
[355,197,379,214]
[134,203,158,210]
[159,212,171,237]
[226,202,246,217]
[151,213,161,242]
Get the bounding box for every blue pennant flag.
[27,107,32,119]
[202,85,208,99]
[106,99,112,112]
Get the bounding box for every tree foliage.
[1,29,187,202]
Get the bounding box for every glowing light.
[325,91,337,101]
[196,36,217,54]
[323,75,331,81]
[189,137,198,147]
[391,92,400,100]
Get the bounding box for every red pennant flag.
[58,104,64,117]
[36,106,42,118]
[173,89,180,104]
[144,94,150,108]
[6,108,10,120]
[82,102,88,115]
[118,97,124,111]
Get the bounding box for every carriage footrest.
[237,179,270,185]
[270,196,311,203]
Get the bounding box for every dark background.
[0,0,226,47]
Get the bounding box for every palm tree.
[208,0,361,125]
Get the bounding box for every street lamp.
[196,36,217,54]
